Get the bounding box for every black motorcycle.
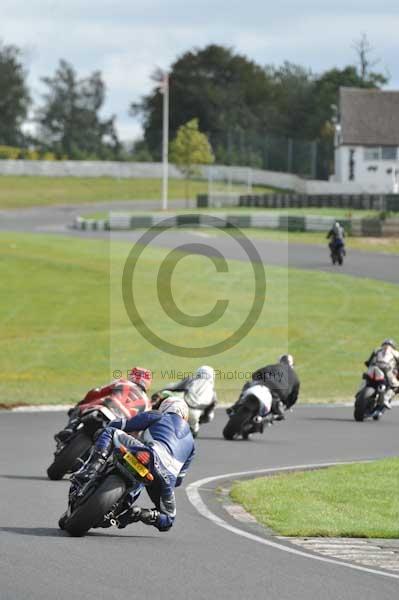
[330,238,345,265]
[354,365,390,421]
[59,440,154,537]
[223,384,274,440]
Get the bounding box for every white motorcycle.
[223,383,274,440]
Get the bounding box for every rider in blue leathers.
[72,396,195,532]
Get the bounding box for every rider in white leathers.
[364,339,399,408]
[152,366,217,437]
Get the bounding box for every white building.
[332,87,399,193]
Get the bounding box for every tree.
[132,43,389,178]
[352,33,388,86]
[36,60,120,159]
[132,45,274,160]
[264,62,316,139]
[169,118,214,202]
[130,139,153,162]
[0,41,30,146]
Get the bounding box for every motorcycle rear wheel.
[47,431,92,480]
[223,408,251,440]
[63,474,126,537]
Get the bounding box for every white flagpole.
[161,71,169,211]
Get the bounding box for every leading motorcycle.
[59,436,154,537]
[47,386,150,480]
[330,238,345,266]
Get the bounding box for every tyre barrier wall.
[73,213,399,236]
[236,193,399,212]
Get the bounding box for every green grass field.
[230,458,399,538]
[1,233,399,406]
[0,176,272,209]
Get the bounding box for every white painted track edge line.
[186,462,399,581]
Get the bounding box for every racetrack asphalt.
[1,203,399,598]
[1,202,398,284]
[1,407,399,600]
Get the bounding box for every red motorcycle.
[353,365,389,422]
[47,382,151,480]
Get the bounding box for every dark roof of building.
[339,87,399,146]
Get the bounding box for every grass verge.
[1,232,399,405]
[191,228,399,255]
[230,458,399,538]
[83,223,399,255]
[0,176,272,209]
[81,210,399,255]
[86,207,380,220]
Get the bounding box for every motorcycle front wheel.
[62,474,126,537]
[354,387,376,422]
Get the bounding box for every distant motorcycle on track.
[330,238,345,266]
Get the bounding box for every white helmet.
[195,365,215,381]
[159,396,189,421]
[279,354,294,367]
[382,338,397,349]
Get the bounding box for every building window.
[364,147,380,160]
[381,147,398,160]
[363,146,398,161]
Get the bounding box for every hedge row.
[0,145,57,161]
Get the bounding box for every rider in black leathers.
[251,354,300,420]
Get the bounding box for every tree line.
[0,37,387,177]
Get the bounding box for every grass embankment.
[230,458,399,538]
[0,176,271,209]
[1,233,399,405]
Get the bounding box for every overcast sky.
[2,0,398,141]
